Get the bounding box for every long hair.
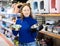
[20,3,33,20]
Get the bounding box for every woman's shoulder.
[30,17,37,21]
[28,17,35,20]
[29,17,37,24]
[16,18,21,22]
[16,18,22,24]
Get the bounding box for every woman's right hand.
[11,24,21,31]
[11,27,15,31]
[11,27,20,31]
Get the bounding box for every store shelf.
[35,14,60,16]
[2,25,12,32]
[39,30,60,39]
[2,19,15,24]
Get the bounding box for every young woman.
[12,4,37,46]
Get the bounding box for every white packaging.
[30,0,39,14]
[50,0,60,13]
[39,0,50,13]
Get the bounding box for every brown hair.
[20,3,33,20]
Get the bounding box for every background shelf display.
[2,25,12,32]
[28,0,60,14]
[39,0,49,13]
[0,33,14,46]
[30,0,49,14]
[0,14,16,46]
[30,0,39,14]
[2,18,15,24]
[35,14,60,16]
[50,0,60,13]
[35,15,45,25]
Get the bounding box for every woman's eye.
[23,10,26,11]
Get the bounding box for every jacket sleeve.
[30,19,37,26]
[31,31,37,38]
[12,20,19,36]
[30,19,37,38]
[12,30,19,36]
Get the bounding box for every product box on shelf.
[30,0,39,14]
[50,0,60,13]
[39,0,49,14]
[30,0,50,14]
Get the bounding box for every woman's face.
[22,6,30,17]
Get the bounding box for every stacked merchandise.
[35,15,45,25]
[0,14,19,46]
[50,0,60,13]
[29,0,60,14]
